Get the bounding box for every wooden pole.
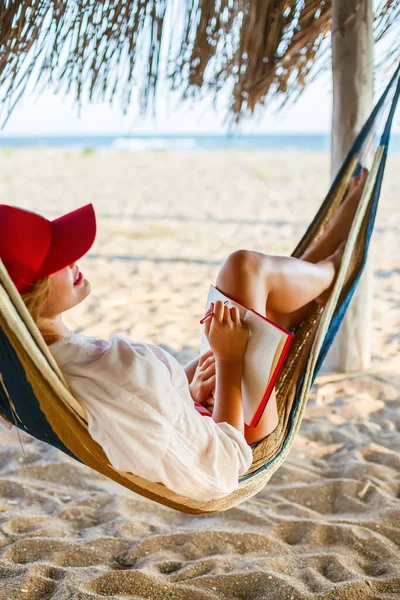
[323,0,374,373]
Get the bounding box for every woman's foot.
[314,239,347,306]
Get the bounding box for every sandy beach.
[0,148,399,599]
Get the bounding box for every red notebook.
[200,285,294,428]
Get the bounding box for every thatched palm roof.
[0,1,399,124]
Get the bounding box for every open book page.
[241,311,283,424]
[200,285,285,425]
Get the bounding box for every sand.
[0,148,399,599]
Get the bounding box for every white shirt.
[0,333,252,501]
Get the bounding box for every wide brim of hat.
[36,204,96,281]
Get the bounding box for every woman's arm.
[212,359,244,435]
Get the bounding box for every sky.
[1,6,398,137]
[0,70,336,135]
[0,74,333,136]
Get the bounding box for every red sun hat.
[0,203,97,294]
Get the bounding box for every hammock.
[0,66,399,515]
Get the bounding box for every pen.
[199,300,229,324]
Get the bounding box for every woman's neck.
[37,315,74,346]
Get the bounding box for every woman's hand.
[204,300,249,364]
[189,349,216,408]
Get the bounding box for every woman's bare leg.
[218,250,339,315]
[266,171,368,329]
[266,243,346,332]
[299,179,362,265]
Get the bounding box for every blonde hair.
[21,277,52,324]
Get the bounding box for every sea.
[0,133,399,153]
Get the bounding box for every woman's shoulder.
[48,333,110,366]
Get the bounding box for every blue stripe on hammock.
[0,328,80,461]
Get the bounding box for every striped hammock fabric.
[0,66,399,514]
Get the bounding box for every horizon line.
[0,131,399,138]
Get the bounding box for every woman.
[0,169,367,501]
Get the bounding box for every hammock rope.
[0,65,399,514]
